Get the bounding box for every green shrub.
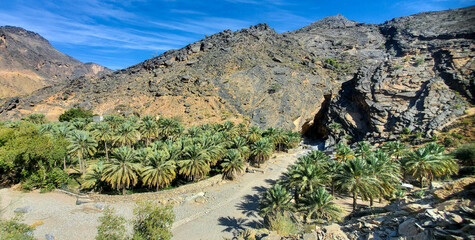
[21,168,69,192]
[443,137,455,147]
[394,65,404,70]
[0,214,35,240]
[59,108,93,122]
[414,57,424,66]
[23,114,47,124]
[133,202,175,240]
[96,208,128,240]
[324,58,339,68]
[266,212,299,236]
[450,132,464,140]
[453,144,475,166]
[414,190,425,199]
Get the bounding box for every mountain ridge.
[0,6,473,143]
[0,26,112,99]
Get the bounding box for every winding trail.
[171,148,308,239]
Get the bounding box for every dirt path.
[171,148,308,239]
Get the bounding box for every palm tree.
[186,126,203,138]
[383,141,407,160]
[402,143,458,188]
[221,121,238,138]
[355,141,371,160]
[113,122,140,147]
[231,136,251,160]
[247,126,262,144]
[70,118,90,130]
[259,184,293,217]
[158,118,182,140]
[308,150,330,164]
[251,138,273,168]
[68,130,97,174]
[221,149,245,180]
[39,123,54,135]
[25,113,47,124]
[178,144,210,181]
[283,131,301,150]
[102,146,142,195]
[336,158,380,211]
[141,151,176,191]
[323,160,342,196]
[300,187,343,223]
[81,161,106,192]
[197,135,226,166]
[52,124,73,170]
[90,122,113,161]
[266,128,286,151]
[104,115,125,130]
[283,160,328,204]
[335,142,354,162]
[366,150,401,206]
[328,122,342,141]
[139,119,158,146]
[135,148,153,164]
[235,122,248,137]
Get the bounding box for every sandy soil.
[0,146,386,240]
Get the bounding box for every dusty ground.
[0,147,385,240]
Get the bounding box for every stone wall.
[87,174,223,203]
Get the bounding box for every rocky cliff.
[0,26,111,98]
[0,7,473,142]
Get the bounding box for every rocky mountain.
[0,26,111,99]
[0,7,473,142]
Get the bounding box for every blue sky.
[1,0,473,69]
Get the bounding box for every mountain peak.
[296,14,358,33]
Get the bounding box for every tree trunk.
[78,154,84,175]
[63,157,66,171]
[352,191,357,211]
[294,190,299,205]
[370,198,374,207]
[331,182,335,196]
[122,187,126,195]
[104,142,109,161]
[420,177,424,188]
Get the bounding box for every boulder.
[260,231,281,240]
[194,196,207,204]
[436,199,467,211]
[45,234,56,240]
[447,213,464,224]
[402,203,431,213]
[323,224,349,240]
[302,231,320,240]
[14,206,32,214]
[398,218,424,237]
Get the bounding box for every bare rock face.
[0,26,111,98]
[0,7,473,141]
[319,7,474,141]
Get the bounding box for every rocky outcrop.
[0,26,111,98]
[316,7,474,142]
[0,7,473,140]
